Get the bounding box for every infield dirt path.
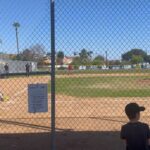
[1,74,150,150]
[0,74,150,133]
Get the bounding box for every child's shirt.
[121,122,150,150]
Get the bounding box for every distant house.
[63,56,73,65]
[0,53,17,60]
[42,56,51,65]
[39,55,74,66]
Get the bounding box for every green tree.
[144,55,150,63]
[19,49,33,61]
[12,53,27,61]
[109,60,121,66]
[131,55,143,64]
[122,49,147,62]
[56,51,64,65]
[71,57,81,69]
[13,44,46,62]
[92,55,104,65]
[121,61,131,65]
[79,49,93,65]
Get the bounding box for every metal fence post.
[50,0,56,150]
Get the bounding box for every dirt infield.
[0,74,150,149]
[1,75,150,132]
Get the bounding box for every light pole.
[13,22,20,54]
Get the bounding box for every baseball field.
[1,71,150,149]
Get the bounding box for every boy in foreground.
[121,103,150,150]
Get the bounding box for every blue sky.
[56,0,150,59]
[0,0,150,59]
[0,0,50,54]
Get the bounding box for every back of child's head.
[125,103,145,120]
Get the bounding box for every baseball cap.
[125,103,145,116]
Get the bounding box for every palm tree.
[13,22,20,54]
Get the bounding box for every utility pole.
[105,51,108,67]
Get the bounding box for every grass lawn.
[49,76,150,97]
[56,69,150,75]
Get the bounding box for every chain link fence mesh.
[55,0,150,149]
[0,0,51,150]
[1,0,150,150]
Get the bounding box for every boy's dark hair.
[126,112,137,120]
[125,103,145,120]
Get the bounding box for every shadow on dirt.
[0,130,124,150]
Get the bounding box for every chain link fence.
[55,0,150,149]
[1,0,150,150]
[0,0,51,150]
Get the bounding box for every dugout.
[0,59,37,74]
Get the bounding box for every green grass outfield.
[56,69,150,75]
[49,76,150,97]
